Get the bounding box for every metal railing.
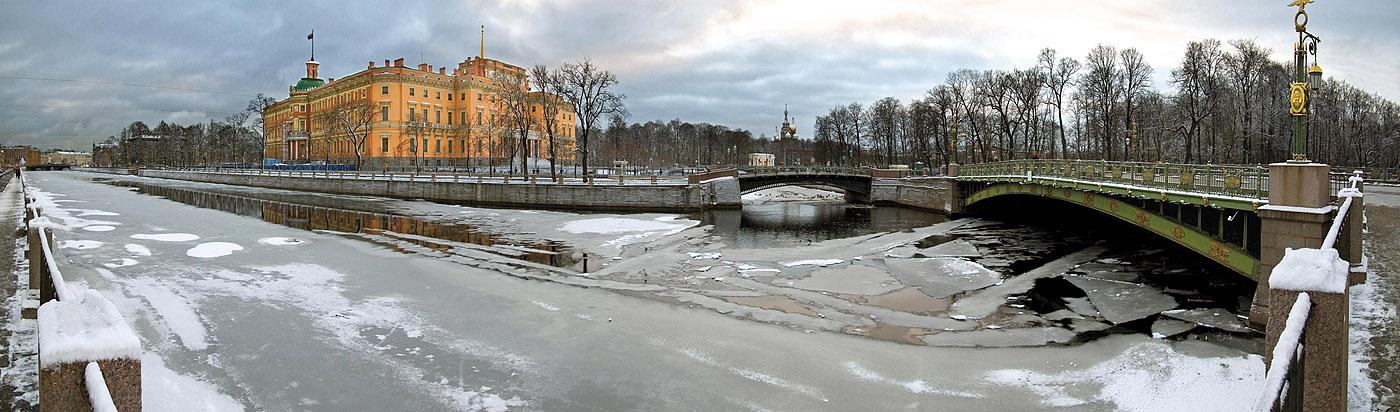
[959,160,1270,200]
[162,167,692,186]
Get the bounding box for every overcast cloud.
[2,0,1396,150]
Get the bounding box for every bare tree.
[556,59,627,175]
[314,100,379,169]
[1225,39,1271,164]
[1171,39,1224,163]
[1120,48,1153,161]
[398,109,427,172]
[867,97,902,165]
[493,69,534,174]
[531,64,567,178]
[1038,49,1079,158]
[1081,44,1122,160]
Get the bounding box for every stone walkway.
[1360,202,1400,410]
[0,172,36,412]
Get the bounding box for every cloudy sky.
[2,0,1397,150]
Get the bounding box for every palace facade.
[263,54,576,170]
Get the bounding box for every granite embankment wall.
[870,177,960,214]
[119,170,742,212]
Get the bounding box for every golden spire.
[480,25,485,60]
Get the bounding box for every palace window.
[447,93,452,101]
[381,85,389,94]
[381,135,389,153]
[477,93,482,101]
[435,139,441,153]
[460,93,466,100]
[435,91,441,100]
[409,87,415,96]
[435,110,441,123]
[381,106,389,121]
[460,112,466,124]
[447,139,453,154]
[422,108,430,123]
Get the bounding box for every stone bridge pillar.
[1251,163,1332,328]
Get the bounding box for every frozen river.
[19,171,1266,411]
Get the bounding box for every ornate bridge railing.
[961,160,1270,199]
[959,160,1271,207]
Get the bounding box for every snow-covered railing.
[1254,173,1363,412]
[16,170,142,411]
[1253,293,1311,412]
[84,362,119,412]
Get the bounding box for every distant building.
[748,153,775,167]
[263,37,577,170]
[45,150,92,166]
[1,146,41,167]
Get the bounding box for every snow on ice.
[258,237,305,246]
[59,240,104,250]
[986,341,1262,411]
[124,244,152,256]
[130,233,200,242]
[185,242,244,258]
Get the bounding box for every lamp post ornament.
[1129,121,1138,162]
[949,114,958,164]
[1288,0,1322,163]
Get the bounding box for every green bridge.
[949,160,1360,281]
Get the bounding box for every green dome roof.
[294,77,325,92]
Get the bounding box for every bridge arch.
[737,173,873,202]
[964,182,1259,280]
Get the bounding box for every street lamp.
[949,114,959,165]
[1288,0,1322,163]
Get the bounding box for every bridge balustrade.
[959,159,1271,200]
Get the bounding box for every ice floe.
[186,242,243,258]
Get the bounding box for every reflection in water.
[699,203,947,248]
[103,180,576,267]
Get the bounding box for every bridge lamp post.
[949,115,958,165]
[1288,0,1323,163]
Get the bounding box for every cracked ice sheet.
[1160,308,1252,333]
[1064,275,1178,325]
[950,246,1107,319]
[886,257,1001,298]
[918,239,981,257]
[721,218,979,264]
[790,264,903,295]
[984,341,1262,411]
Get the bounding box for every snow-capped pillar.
[37,290,142,412]
[1335,178,1365,286]
[1250,162,1332,328]
[1263,248,1349,412]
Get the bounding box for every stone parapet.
[39,359,140,412]
[1265,289,1348,412]
[870,177,957,214]
[137,170,736,212]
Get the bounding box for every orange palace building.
[263,53,576,170]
